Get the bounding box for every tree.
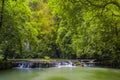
[49,0,120,62]
[0,0,37,59]
[0,0,5,28]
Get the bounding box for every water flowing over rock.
[12,60,76,69]
[55,61,75,68]
[79,59,97,67]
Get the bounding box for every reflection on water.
[0,67,120,80]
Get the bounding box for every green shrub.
[44,56,50,60]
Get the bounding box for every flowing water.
[0,67,120,80]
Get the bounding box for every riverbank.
[11,59,81,68]
[0,59,120,70]
[0,59,80,70]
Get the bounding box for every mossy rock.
[73,61,82,66]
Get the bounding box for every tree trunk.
[0,0,5,28]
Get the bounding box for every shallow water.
[0,67,120,80]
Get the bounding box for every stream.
[0,67,120,80]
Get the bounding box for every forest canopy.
[0,0,120,65]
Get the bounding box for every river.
[0,67,120,80]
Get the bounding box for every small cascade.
[14,61,76,69]
[82,62,87,67]
[80,59,96,67]
[17,62,33,69]
[82,63,95,67]
[56,61,75,68]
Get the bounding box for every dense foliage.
[0,0,120,65]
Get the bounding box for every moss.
[74,61,82,66]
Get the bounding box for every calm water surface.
[0,67,120,80]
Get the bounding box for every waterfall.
[17,62,32,69]
[56,61,76,68]
[14,61,76,69]
[80,59,96,67]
